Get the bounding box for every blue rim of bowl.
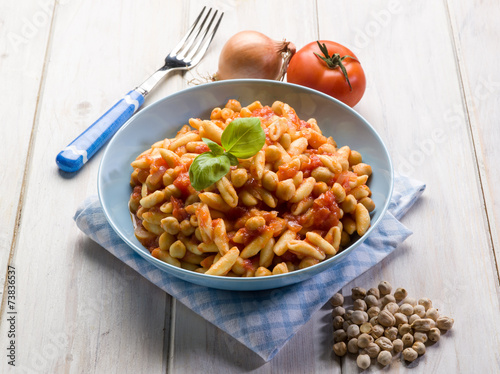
[98,79,394,284]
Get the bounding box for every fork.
[56,7,223,173]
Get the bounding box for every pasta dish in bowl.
[98,79,392,290]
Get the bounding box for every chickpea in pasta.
[129,99,375,277]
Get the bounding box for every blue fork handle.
[56,89,145,172]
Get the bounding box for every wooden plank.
[168,1,333,373]
[0,0,198,372]
[316,0,500,372]
[171,302,337,374]
[0,0,54,305]
[445,0,500,279]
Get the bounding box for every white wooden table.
[1,1,500,373]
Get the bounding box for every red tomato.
[287,41,366,107]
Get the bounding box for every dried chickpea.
[357,354,371,370]
[394,312,409,326]
[393,339,404,353]
[412,341,426,356]
[330,282,455,370]
[377,350,392,366]
[353,299,367,311]
[333,329,347,342]
[409,314,421,325]
[399,303,414,316]
[384,327,398,341]
[330,293,344,307]
[375,337,393,351]
[333,342,347,356]
[378,309,396,327]
[360,322,373,334]
[418,298,433,311]
[436,316,454,331]
[344,309,354,320]
[402,348,418,362]
[428,327,441,342]
[332,306,345,317]
[347,324,360,339]
[364,295,379,308]
[367,287,380,299]
[381,295,396,307]
[426,308,439,321]
[378,281,392,297]
[398,323,412,336]
[394,287,408,302]
[347,338,359,354]
[402,333,414,347]
[357,333,374,348]
[333,316,344,330]
[413,304,426,318]
[371,324,384,338]
[364,342,381,358]
[352,287,367,300]
[367,306,380,319]
[351,310,368,325]
[412,318,435,332]
[414,332,428,343]
[402,297,417,306]
[384,302,399,315]
[342,321,351,331]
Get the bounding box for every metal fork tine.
[188,12,224,65]
[184,10,218,61]
[169,6,207,57]
[176,8,213,59]
[137,8,222,96]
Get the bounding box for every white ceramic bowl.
[98,79,393,290]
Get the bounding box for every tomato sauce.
[286,220,302,232]
[137,170,149,184]
[300,154,323,177]
[226,206,250,221]
[171,196,188,221]
[309,191,340,230]
[252,106,276,124]
[268,218,286,236]
[149,166,166,186]
[280,251,298,263]
[194,143,210,153]
[150,157,167,174]
[173,171,195,197]
[298,119,312,130]
[242,257,259,272]
[335,171,357,194]
[131,186,142,200]
[283,190,340,231]
[277,163,299,181]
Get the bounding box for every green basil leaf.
[224,152,239,166]
[188,152,230,191]
[202,138,224,156]
[221,118,265,159]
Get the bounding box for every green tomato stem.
[313,41,358,91]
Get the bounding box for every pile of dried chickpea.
[330,281,454,369]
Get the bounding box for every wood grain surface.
[0,0,499,373]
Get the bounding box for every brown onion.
[215,30,296,81]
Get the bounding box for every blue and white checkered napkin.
[74,173,424,362]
